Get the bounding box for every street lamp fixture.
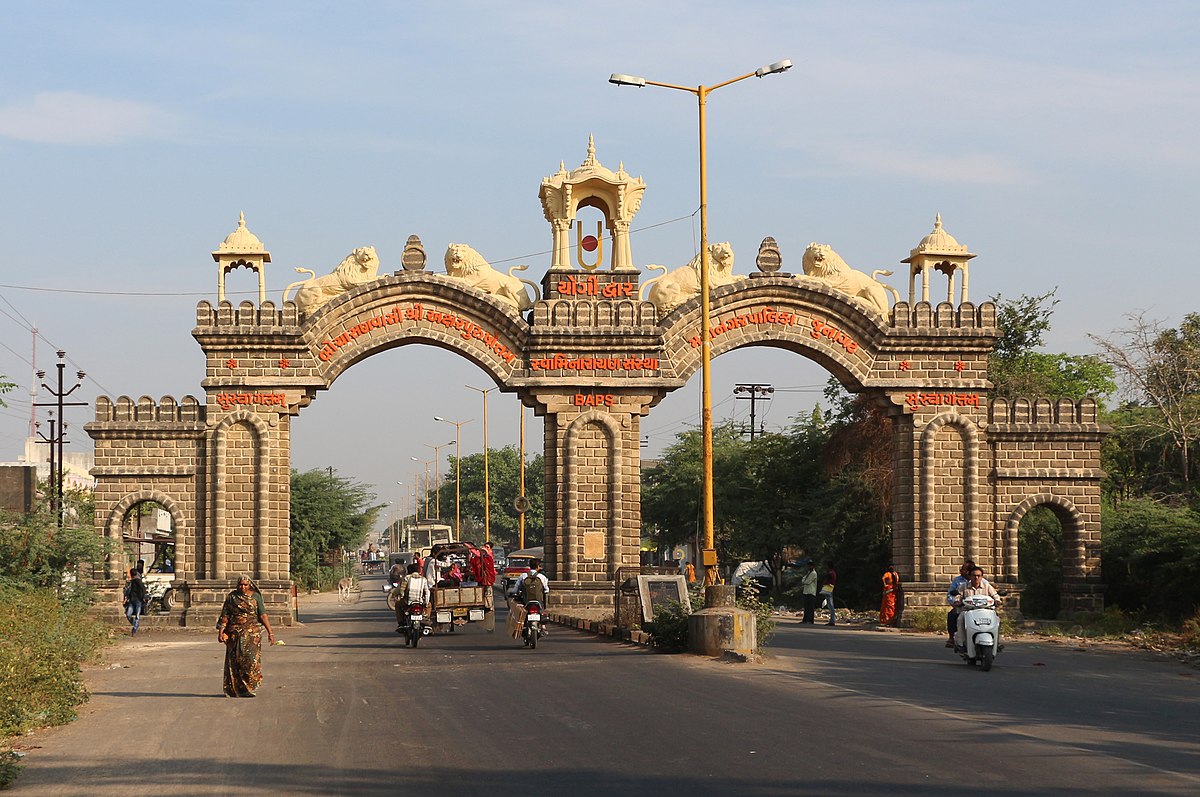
[464,385,495,542]
[610,59,792,589]
[434,416,473,541]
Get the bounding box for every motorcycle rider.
[395,563,431,633]
[945,559,975,647]
[514,558,550,637]
[952,566,1001,647]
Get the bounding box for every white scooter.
[952,592,1003,671]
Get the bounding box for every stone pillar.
[531,391,650,609]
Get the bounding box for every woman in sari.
[217,576,276,697]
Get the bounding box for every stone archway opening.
[1017,504,1067,619]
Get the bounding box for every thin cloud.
[794,140,1038,187]
[0,91,174,145]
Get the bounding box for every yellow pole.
[608,62,791,590]
[482,391,490,543]
[697,83,717,586]
[519,403,526,550]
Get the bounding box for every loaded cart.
[431,584,488,629]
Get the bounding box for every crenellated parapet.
[91,395,205,424]
[533,298,658,328]
[989,396,1101,427]
[195,300,300,328]
[889,300,997,330]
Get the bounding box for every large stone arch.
[1002,493,1087,616]
[87,194,1106,624]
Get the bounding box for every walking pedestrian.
[801,561,818,624]
[820,562,838,625]
[122,567,147,635]
[216,576,276,698]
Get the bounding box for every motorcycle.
[521,600,543,649]
[951,591,1002,671]
[403,603,426,648]
[384,579,403,611]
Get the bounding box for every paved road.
[10,577,1199,796]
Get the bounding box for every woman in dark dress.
[217,576,276,697]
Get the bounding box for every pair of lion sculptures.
[282,242,898,317]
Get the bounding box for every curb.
[546,612,654,647]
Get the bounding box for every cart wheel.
[160,588,174,612]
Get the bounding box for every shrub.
[647,582,777,651]
[647,599,690,652]
[0,750,22,789]
[906,607,948,633]
[0,587,110,740]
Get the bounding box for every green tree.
[1092,312,1200,489]
[1102,498,1200,620]
[289,469,379,588]
[436,446,544,549]
[990,290,1116,400]
[0,498,105,594]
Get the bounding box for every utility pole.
[733,383,773,441]
[34,350,86,528]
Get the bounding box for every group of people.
[798,561,842,625]
[391,541,499,632]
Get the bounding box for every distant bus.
[405,522,453,554]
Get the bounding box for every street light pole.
[610,60,792,588]
[465,385,494,543]
[434,416,472,542]
[424,441,454,521]
[410,457,432,519]
[34,350,87,528]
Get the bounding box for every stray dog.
[338,577,354,602]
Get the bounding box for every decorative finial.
[584,134,597,166]
[238,211,246,227]
[934,212,942,230]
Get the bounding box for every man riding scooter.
[952,566,1003,666]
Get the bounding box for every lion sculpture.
[641,242,744,316]
[443,243,539,311]
[283,246,382,315]
[800,243,898,316]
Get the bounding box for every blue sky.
[1,2,1197,520]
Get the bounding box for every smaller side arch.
[102,490,185,580]
[1002,493,1085,587]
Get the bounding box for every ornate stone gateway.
[87,141,1105,624]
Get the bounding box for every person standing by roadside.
[820,562,838,625]
[800,561,818,624]
[880,563,900,626]
[470,541,498,631]
[685,561,696,584]
[122,567,147,635]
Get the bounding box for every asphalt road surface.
[10,577,1199,796]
